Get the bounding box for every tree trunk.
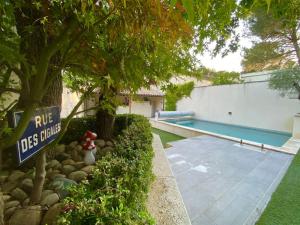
[29,151,46,204]
[291,27,300,66]
[30,69,62,204]
[96,108,116,140]
[0,191,3,225]
[95,88,117,140]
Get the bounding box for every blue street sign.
[12,106,61,164]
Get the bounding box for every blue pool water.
[165,119,292,147]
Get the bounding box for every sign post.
[11,106,61,164]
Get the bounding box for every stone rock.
[52,174,66,179]
[61,165,76,175]
[46,160,61,170]
[9,205,42,225]
[55,153,70,162]
[21,178,33,193]
[74,145,83,152]
[22,198,29,206]
[0,175,8,184]
[4,206,18,220]
[62,159,75,166]
[95,139,105,148]
[68,141,78,148]
[55,144,66,154]
[11,188,28,201]
[48,178,77,199]
[41,190,54,200]
[106,140,114,147]
[71,150,83,162]
[68,171,88,182]
[73,161,85,170]
[3,194,11,202]
[81,165,95,174]
[8,171,25,182]
[4,200,20,210]
[0,170,9,184]
[24,169,35,180]
[47,170,61,180]
[0,192,3,223]
[41,193,59,207]
[2,181,18,193]
[41,203,62,225]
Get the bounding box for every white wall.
[117,101,152,117]
[61,86,83,118]
[177,82,300,133]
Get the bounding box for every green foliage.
[60,117,97,144]
[211,71,240,85]
[242,42,294,73]
[164,81,194,111]
[57,114,154,225]
[241,0,300,68]
[60,114,149,144]
[269,67,300,98]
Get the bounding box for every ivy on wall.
[164,81,194,111]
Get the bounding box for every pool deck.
[151,119,300,155]
[166,135,294,225]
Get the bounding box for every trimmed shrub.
[60,114,147,143]
[57,114,155,225]
[60,117,97,144]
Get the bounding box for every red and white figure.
[81,131,97,165]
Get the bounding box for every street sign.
[11,106,61,164]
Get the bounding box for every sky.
[197,23,253,73]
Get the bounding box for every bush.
[60,114,147,143]
[60,117,97,144]
[57,114,155,225]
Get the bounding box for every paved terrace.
[166,135,293,225]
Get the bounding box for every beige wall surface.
[61,86,84,118]
[177,82,300,133]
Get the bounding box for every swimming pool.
[165,119,292,147]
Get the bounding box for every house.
[83,86,165,118]
[116,87,164,118]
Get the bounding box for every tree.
[269,67,300,99]
[0,0,251,205]
[211,71,240,85]
[241,0,300,68]
[242,42,295,72]
[2,0,189,204]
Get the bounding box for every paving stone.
[166,135,293,225]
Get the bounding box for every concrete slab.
[166,135,293,225]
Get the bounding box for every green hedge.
[60,114,146,143]
[60,117,97,144]
[57,114,155,225]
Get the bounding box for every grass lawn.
[151,128,185,148]
[256,151,300,225]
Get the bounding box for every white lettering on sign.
[20,134,39,153]
[40,123,61,142]
[35,112,54,128]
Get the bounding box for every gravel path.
[147,134,191,225]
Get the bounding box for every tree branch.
[74,105,101,116]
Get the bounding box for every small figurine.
[82,131,98,165]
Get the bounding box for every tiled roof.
[120,87,164,97]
